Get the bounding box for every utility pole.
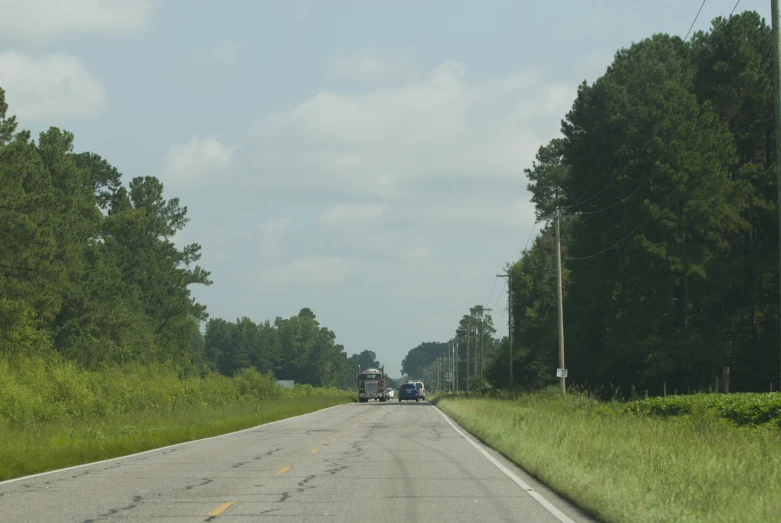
[449,341,452,392]
[453,341,457,392]
[455,340,458,392]
[555,207,566,395]
[773,0,781,393]
[437,358,441,392]
[479,306,492,387]
[497,271,513,387]
[466,322,471,393]
[450,341,453,392]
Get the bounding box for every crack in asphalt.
[184,478,213,490]
[82,495,142,522]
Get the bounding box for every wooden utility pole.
[479,307,492,387]
[498,272,513,387]
[555,207,566,395]
[773,0,781,394]
[455,340,459,392]
[466,322,470,393]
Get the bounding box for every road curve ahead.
[1,402,595,522]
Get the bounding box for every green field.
[434,389,781,523]
[0,357,354,481]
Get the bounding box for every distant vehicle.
[398,383,420,402]
[387,389,395,399]
[356,368,390,403]
[408,380,426,400]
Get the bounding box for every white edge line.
[434,405,576,523]
[0,402,348,487]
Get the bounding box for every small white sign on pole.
[556,368,568,378]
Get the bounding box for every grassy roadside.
[0,394,353,481]
[0,356,355,481]
[433,391,781,523]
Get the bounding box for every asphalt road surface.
[0,401,595,522]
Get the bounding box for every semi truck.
[357,367,390,402]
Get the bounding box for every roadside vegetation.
[434,390,781,523]
[0,356,354,481]
[0,83,386,480]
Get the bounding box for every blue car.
[398,383,420,402]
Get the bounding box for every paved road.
[0,402,595,522]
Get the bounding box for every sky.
[0,0,771,377]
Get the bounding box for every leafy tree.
[525,138,569,219]
[350,350,380,371]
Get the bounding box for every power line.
[563,2,751,217]
[565,187,677,261]
[564,0,724,211]
[490,281,507,310]
[567,172,655,217]
[522,221,538,253]
[728,0,742,19]
[562,64,755,261]
[484,276,498,308]
[684,0,708,42]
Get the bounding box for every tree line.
[0,87,387,389]
[490,10,780,395]
[400,306,498,390]
[401,11,780,396]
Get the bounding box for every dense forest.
[0,87,387,390]
[492,11,781,394]
[399,11,781,396]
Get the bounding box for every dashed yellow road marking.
[310,448,319,454]
[275,466,291,475]
[353,424,359,428]
[330,438,337,443]
[205,501,236,516]
[343,431,349,434]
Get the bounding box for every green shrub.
[0,357,351,426]
[625,392,781,428]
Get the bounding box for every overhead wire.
[684,0,708,42]
[563,0,713,211]
[565,188,676,261]
[566,11,760,261]
[484,276,498,308]
[490,281,507,310]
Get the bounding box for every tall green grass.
[434,389,781,523]
[0,357,354,480]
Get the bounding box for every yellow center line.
[275,466,291,475]
[310,448,319,454]
[353,424,359,428]
[205,501,236,517]
[330,438,337,443]
[343,431,349,434]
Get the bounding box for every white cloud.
[0,0,157,46]
[266,256,355,285]
[161,135,238,185]
[399,244,432,265]
[328,48,423,87]
[187,42,241,71]
[420,198,534,228]
[243,60,574,198]
[319,203,390,227]
[260,217,292,250]
[0,51,106,123]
